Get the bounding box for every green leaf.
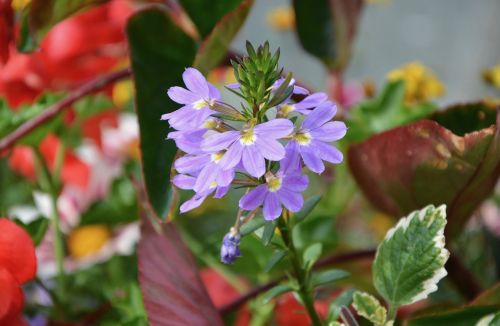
[293,0,363,71]
[240,215,266,236]
[261,221,277,246]
[127,9,197,219]
[346,81,437,142]
[311,269,349,287]
[407,306,500,326]
[477,312,500,326]
[264,250,287,273]
[293,195,321,223]
[373,205,449,307]
[17,0,109,52]
[193,0,254,74]
[262,284,294,304]
[352,291,387,326]
[179,0,243,38]
[14,217,49,246]
[328,288,355,321]
[303,243,322,269]
[348,103,500,238]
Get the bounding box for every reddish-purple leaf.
[138,215,223,326]
[348,103,500,238]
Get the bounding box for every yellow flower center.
[280,104,295,116]
[193,99,215,109]
[294,131,312,145]
[267,176,282,192]
[68,225,111,259]
[203,118,217,129]
[211,152,224,163]
[240,129,257,145]
[209,181,218,189]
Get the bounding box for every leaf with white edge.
[262,284,294,304]
[328,322,345,326]
[328,288,355,321]
[311,269,349,287]
[373,204,450,306]
[352,291,387,326]
[303,243,322,270]
[476,312,500,326]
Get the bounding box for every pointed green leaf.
[373,205,449,306]
[311,269,349,287]
[261,221,277,246]
[264,250,287,272]
[127,9,197,218]
[303,243,322,269]
[352,291,387,326]
[328,288,355,321]
[293,195,321,223]
[262,284,294,304]
[240,215,266,236]
[194,0,254,74]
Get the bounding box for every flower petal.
[313,140,343,164]
[256,138,285,161]
[216,168,235,187]
[280,141,301,174]
[263,192,282,220]
[194,164,218,193]
[202,131,239,152]
[277,188,304,212]
[167,86,198,104]
[172,174,196,189]
[214,186,230,198]
[183,68,209,98]
[299,145,325,174]
[310,121,347,142]
[295,92,328,111]
[239,184,268,210]
[254,119,294,139]
[174,154,210,174]
[208,83,221,100]
[302,101,337,130]
[219,142,244,170]
[282,174,309,192]
[180,194,208,213]
[242,146,266,178]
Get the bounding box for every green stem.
[33,148,66,300]
[277,214,323,326]
[387,304,397,323]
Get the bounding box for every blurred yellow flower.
[387,62,445,103]
[12,0,30,10]
[112,79,133,109]
[483,64,500,89]
[370,212,394,241]
[208,67,237,86]
[68,225,111,259]
[267,6,295,31]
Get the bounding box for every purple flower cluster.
[163,67,347,222]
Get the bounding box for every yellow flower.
[483,64,500,89]
[68,225,112,259]
[112,79,133,109]
[267,6,295,31]
[387,61,445,103]
[12,0,30,10]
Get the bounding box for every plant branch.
[0,68,131,151]
[219,249,375,315]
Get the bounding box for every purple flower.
[239,170,309,220]
[272,77,310,95]
[220,229,241,264]
[162,68,221,130]
[173,174,229,213]
[287,101,347,174]
[201,119,294,178]
[174,152,235,193]
[278,92,328,116]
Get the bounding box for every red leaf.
[138,215,223,326]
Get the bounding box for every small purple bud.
[220,228,241,264]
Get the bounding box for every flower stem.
[387,303,397,323]
[277,214,323,326]
[33,148,66,300]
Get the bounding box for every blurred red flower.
[0,0,133,109]
[275,293,329,326]
[0,218,37,325]
[9,133,90,189]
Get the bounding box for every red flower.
[0,218,37,325]
[9,133,90,189]
[275,293,329,326]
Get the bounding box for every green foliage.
[293,195,321,223]
[126,8,197,219]
[262,284,294,304]
[373,205,449,307]
[311,269,349,287]
[302,242,322,270]
[327,289,355,322]
[352,291,387,326]
[347,81,437,142]
[264,249,287,272]
[13,217,49,246]
[293,0,363,71]
[194,0,254,74]
[407,307,500,326]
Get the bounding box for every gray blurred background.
[233,0,500,105]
